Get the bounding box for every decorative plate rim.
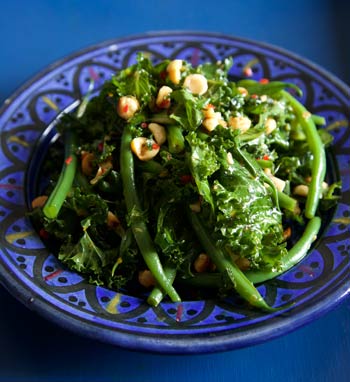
[0,31,349,354]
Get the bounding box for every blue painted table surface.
[0,1,349,381]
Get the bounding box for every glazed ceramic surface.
[0,32,349,354]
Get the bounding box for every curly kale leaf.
[154,202,199,277]
[211,158,287,270]
[170,90,208,131]
[186,131,220,209]
[198,57,233,82]
[111,53,156,104]
[58,217,118,275]
[154,204,186,265]
[58,218,139,290]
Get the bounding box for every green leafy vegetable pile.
[31,54,340,310]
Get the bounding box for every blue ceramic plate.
[0,32,349,354]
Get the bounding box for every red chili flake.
[44,269,63,281]
[160,70,167,80]
[243,67,253,77]
[263,154,270,160]
[176,304,183,322]
[251,94,258,99]
[141,122,148,128]
[39,228,49,240]
[152,143,160,150]
[298,265,315,277]
[0,183,23,190]
[88,67,99,82]
[160,99,170,108]
[97,142,104,152]
[122,104,129,113]
[180,174,193,184]
[259,78,269,84]
[65,156,73,165]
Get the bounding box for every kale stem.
[120,124,181,304]
[283,91,326,219]
[245,216,321,283]
[43,131,77,219]
[235,146,280,209]
[188,210,277,311]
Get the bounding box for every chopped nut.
[131,137,160,161]
[81,152,95,176]
[265,117,277,135]
[229,116,251,133]
[31,195,48,209]
[237,87,248,97]
[148,122,167,145]
[156,86,173,109]
[90,160,113,185]
[264,168,286,192]
[283,227,292,241]
[193,253,211,273]
[263,168,286,192]
[202,117,219,132]
[202,111,226,132]
[166,59,183,84]
[117,96,140,119]
[235,257,250,271]
[138,270,156,288]
[226,152,234,165]
[293,184,309,197]
[202,104,216,119]
[183,74,208,95]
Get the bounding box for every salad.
[31,54,339,311]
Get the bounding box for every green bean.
[167,125,185,153]
[245,216,321,284]
[256,159,273,169]
[188,210,277,311]
[277,190,299,213]
[311,114,326,126]
[136,159,165,175]
[43,131,77,219]
[148,113,174,125]
[120,124,181,304]
[182,216,321,289]
[283,92,326,219]
[178,272,223,289]
[147,265,177,307]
